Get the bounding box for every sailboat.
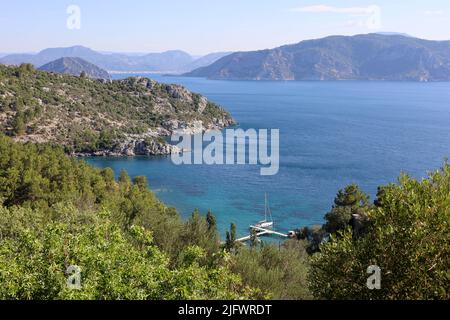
[254,193,274,229]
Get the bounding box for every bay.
[87,74,450,238]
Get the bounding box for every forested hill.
[184,33,450,81]
[0,64,234,155]
[38,57,111,80]
[0,135,257,299]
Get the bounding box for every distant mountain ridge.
[184,34,450,81]
[182,52,233,72]
[38,57,111,80]
[0,46,232,73]
[375,32,412,37]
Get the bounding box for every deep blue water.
[87,74,450,238]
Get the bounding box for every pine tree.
[324,184,370,234]
[12,98,26,136]
[206,210,217,231]
[225,223,237,251]
[133,176,148,189]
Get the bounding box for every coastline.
[70,120,236,157]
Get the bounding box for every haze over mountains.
[185,34,450,81]
[3,34,450,81]
[0,46,231,73]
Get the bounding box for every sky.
[1,0,449,55]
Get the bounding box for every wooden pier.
[236,225,288,243]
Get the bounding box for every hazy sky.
[1,0,449,55]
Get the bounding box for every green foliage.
[0,135,254,300]
[0,205,254,300]
[133,176,148,189]
[324,184,370,234]
[309,164,450,300]
[176,209,220,260]
[249,228,259,248]
[232,240,312,299]
[0,64,234,153]
[15,63,35,78]
[12,111,25,136]
[296,225,328,254]
[0,205,169,299]
[206,210,217,231]
[225,223,237,251]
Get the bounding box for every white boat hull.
[255,221,273,229]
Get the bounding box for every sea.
[86,74,450,238]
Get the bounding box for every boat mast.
[267,194,273,223]
[264,193,268,221]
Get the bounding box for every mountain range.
[0,46,231,73]
[38,57,111,80]
[184,34,450,81]
[4,34,450,81]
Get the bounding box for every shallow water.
[87,75,450,238]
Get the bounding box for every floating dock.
[236,225,289,243]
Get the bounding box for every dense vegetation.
[0,135,448,299]
[309,166,449,300]
[0,135,259,299]
[0,64,233,153]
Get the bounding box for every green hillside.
[0,64,234,155]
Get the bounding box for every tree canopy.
[0,134,447,300]
[0,135,255,299]
[309,164,450,300]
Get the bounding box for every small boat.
[254,193,274,229]
[255,221,274,229]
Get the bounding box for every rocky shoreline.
[71,118,236,157]
[72,139,179,157]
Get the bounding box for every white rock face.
[197,96,208,114]
[172,121,204,135]
[168,85,193,103]
[118,139,180,156]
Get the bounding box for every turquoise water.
[87,75,450,238]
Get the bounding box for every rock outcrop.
[0,64,235,156]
